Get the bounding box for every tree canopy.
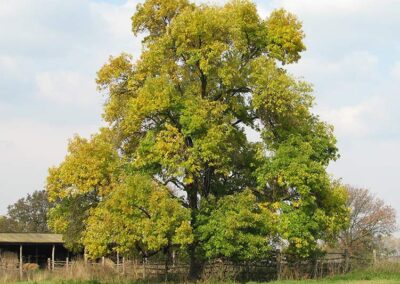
[47,0,348,278]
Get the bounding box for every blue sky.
[0,0,399,220]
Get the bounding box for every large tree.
[47,0,348,278]
[0,190,51,233]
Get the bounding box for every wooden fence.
[39,251,354,281]
[1,250,397,282]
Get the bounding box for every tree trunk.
[164,245,171,282]
[165,254,169,282]
[188,243,201,280]
[187,183,202,280]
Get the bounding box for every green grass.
[269,281,399,284]
[265,261,400,284]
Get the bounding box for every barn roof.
[0,233,64,244]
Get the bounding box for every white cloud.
[318,96,386,138]
[288,51,379,84]
[36,71,101,107]
[329,138,400,212]
[91,0,139,40]
[272,0,371,14]
[390,62,400,80]
[0,119,93,160]
[0,56,18,72]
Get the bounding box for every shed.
[0,233,69,269]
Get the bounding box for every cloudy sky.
[0,0,399,220]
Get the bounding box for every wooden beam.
[19,244,23,279]
[35,245,38,264]
[52,245,55,271]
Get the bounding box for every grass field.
[12,280,400,284]
[8,261,400,284]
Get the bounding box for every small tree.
[339,186,397,256]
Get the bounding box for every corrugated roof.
[0,233,64,244]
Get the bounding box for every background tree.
[0,190,51,233]
[47,0,349,278]
[0,216,21,233]
[379,236,400,257]
[339,186,397,256]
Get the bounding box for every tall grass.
[1,260,400,283]
[0,261,126,284]
[330,261,400,281]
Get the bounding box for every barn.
[0,233,70,268]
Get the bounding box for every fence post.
[122,257,125,275]
[66,257,69,271]
[143,258,146,279]
[373,249,377,266]
[165,254,169,282]
[102,256,105,267]
[116,252,120,273]
[47,258,51,271]
[172,250,176,268]
[133,258,137,278]
[313,257,318,279]
[344,249,350,273]
[84,247,88,264]
[276,249,282,280]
